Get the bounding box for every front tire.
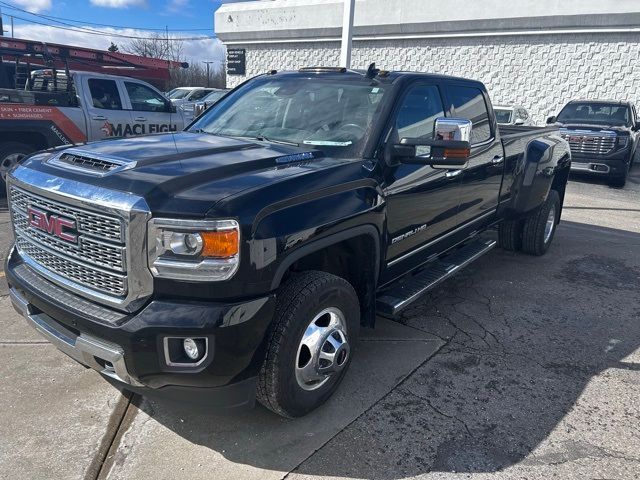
[609,170,628,188]
[257,271,360,417]
[521,190,560,256]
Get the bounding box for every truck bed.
[0,88,77,107]
[499,125,557,138]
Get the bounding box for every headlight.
[148,218,240,281]
[618,136,629,148]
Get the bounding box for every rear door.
[443,84,504,225]
[83,77,132,141]
[122,80,182,135]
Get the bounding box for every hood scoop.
[48,149,136,176]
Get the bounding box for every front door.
[122,81,182,135]
[84,77,132,141]
[444,84,504,224]
[382,83,463,280]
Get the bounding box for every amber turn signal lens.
[443,147,471,159]
[201,229,239,258]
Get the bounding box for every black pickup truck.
[5,66,570,417]
[548,100,639,187]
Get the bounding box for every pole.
[11,15,13,37]
[340,0,355,68]
[203,61,215,87]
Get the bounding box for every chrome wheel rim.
[295,307,350,391]
[544,208,556,243]
[0,153,26,181]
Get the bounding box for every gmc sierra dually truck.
[5,66,571,418]
[548,99,638,187]
[0,69,187,195]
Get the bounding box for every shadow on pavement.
[124,219,640,478]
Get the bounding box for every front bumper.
[570,147,632,177]
[6,246,275,409]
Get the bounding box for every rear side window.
[88,79,122,110]
[395,85,445,140]
[447,85,491,144]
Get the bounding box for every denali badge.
[27,206,78,244]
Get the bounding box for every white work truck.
[0,70,188,193]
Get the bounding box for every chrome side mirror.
[434,117,472,142]
[391,118,472,167]
[514,118,525,126]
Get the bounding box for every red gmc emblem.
[27,206,78,244]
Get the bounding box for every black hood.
[21,132,347,217]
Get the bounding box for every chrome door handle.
[92,115,106,121]
[134,117,147,122]
[445,169,463,178]
[491,155,504,165]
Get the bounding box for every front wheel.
[521,190,560,256]
[0,142,34,198]
[257,271,360,417]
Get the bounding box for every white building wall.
[226,33,640,125]
[216,0,640,124]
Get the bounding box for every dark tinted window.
[557,102,631,126]
[88,79,122,110]
[447,85,491,144]
[395,85,444,140]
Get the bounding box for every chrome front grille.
[10,187,123,241]
[8,167,153,313]
[15,237,126,296]
[560,130,617,156]
[9,185,128,297]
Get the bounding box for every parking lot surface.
[1,169,639,480]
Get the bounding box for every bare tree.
[167,63,225,89]
[124,34,184,62]
[124,35,225,89]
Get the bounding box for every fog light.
[183,338,201,360]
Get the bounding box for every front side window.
[189,76,389,158]
[125,82,167,112]
[447,85,492,144]
[394,85,444,141]
[88,79,122,110]
[557,102,631,126]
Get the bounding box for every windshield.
[557,102,631,126]
[189,76,388,158]
[168,89,192,100]
[494,109,513,124]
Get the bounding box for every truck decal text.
[101,121,178,137]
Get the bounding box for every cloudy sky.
[0,0,246,67]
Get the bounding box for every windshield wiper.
[254,135,300,147]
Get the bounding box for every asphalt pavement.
[0,167,639,480]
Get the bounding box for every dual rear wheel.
[499,190,560,256]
